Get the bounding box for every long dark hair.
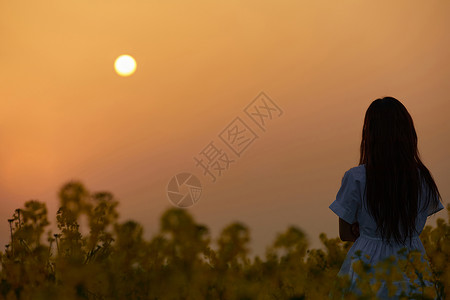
[359,96,442,245]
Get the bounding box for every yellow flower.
[370,281,381,293]
[423,286,436,299]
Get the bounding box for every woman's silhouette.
[329,96,444,298]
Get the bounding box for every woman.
[329,96,444,298]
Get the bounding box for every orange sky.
[1,0,449,258]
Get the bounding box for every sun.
[114,54,137,77]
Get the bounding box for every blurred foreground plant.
[0,181,448,299]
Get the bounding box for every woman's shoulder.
[345,164,366,180]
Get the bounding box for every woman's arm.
[338,218,359,242]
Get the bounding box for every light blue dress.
[329,164,444,299]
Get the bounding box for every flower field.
[1,181,448,299]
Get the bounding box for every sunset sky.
[1,0,449,258]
